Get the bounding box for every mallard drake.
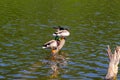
[42,36,65,55]
[53,26,70,37]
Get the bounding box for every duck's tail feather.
[42,45,47,49]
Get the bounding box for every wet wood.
[51,39,65,55]
[105,45,120,80]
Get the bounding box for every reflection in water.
[14,52,68,80]
[43,52,68,79]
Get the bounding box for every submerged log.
[51,38,65,55]
[105,45,120,80]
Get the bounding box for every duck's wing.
[42,40,57,49]
[43,40,55,45]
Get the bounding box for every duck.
[53,26,70,37]
[42,36,65,55]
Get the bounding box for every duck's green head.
[55,36,60,41]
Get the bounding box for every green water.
[0,0,120,80]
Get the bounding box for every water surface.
[0,0,120,80]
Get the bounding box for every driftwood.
[105,45,120,80]
[51,39,65,55]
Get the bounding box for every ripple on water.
[1,42,14,47]
[8,74,37,79]
[0,48,2,50]
[67,50,107,79]
[0,75,5,79]
[20,52,31,55]
[0,63,10,67]
[0,59,3,62]
[0,69,10,74]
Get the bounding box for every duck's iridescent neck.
[55,36,65,41]
[55,36,60,41]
